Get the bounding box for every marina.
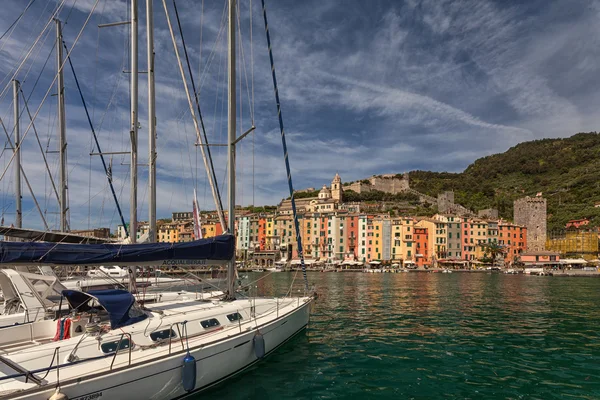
[0,0,599,398]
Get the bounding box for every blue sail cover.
[62,289,147,329]
[0,234,234,266]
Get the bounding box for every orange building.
[258,217,266,250]
[498,221,527,264]
[414,227,429,267]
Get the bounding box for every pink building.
[520,251,560,267]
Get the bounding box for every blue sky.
[0,0,599,232]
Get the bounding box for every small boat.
[251,268,265,273]
[442,269,452,274]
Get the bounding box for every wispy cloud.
[0,0,598,232]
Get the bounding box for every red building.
[258,217,266,250]
[344,214,359,260]
[414,227,429,267]
[566,218,590,229]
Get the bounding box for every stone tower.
[331,173,343,203]
[514,196,547,252]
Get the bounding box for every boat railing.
[0,335,134,385]
[167,321,186,354]
[109,332,133,370]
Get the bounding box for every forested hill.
[408,132,600,231]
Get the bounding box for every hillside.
[408,132,600,231]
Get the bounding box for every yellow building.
[471,219,489,260]
[391,217,414,262]
[265,216,275,250]
[370,217,384,261]
[158,223,179,243]
[416,218,447,262]
[202,221,220,238]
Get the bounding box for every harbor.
[0,0,599,399]
[205,271,600,399]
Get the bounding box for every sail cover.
[0,234,234,266]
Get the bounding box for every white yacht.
[0,288,310,399]
[0,0,313,398]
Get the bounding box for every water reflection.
[203,272,600,399]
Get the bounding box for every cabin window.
[227,312,243,322]
[101,338,132,354]
[200,318,221,329]
[150,329,176,341]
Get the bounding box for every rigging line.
[16,90,61,206]
[235,3,253,126]
[261,0,309,293]
[250,0,254,124]
[198,0,204,102]
[0,0,68,103]
[0,0,49,88]
[198,2,228,91]
[250,0,255,208]
[61,41,129,237]
[172,0,225,223]
[0,0,37,43]
[162,0,227,232]
[0,8,55,118]
[0,118,49,230]
[238,4,243,207]
[0,0,100,186]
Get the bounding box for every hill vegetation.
[407,132,600,231]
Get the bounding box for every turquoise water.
[203,272,600,399]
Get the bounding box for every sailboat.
[0,1,312,399]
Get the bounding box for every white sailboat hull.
[3,299,311,400]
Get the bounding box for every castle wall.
[369,176,410,194]
[514,196,547,252]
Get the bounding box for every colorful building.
[414,227,429,267]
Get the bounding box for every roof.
[62,289,147,329]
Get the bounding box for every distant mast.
[226,0,237,299]
[12,80,21,229]
[56,18,69,232]
[147,0,157,243]
[193,189,202,239]
[130,0,139,243]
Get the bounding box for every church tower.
[331,173,343,203]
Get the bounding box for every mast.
[226,0,236,298]
[13,80,21,229]
[56,19,68,232]
[147,0,156,243]
[130,0,139,243]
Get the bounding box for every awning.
[290,259,316,265]
[369,261,381,265]
[560,259,587,265]
[62,289,147,329]
[391,263,399,267]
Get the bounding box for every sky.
[0,0,599,232]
